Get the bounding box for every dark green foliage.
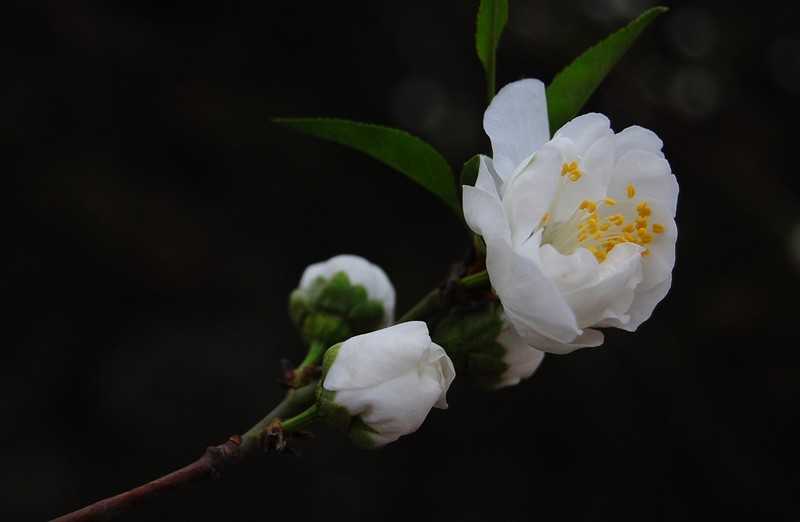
[546,7,667,131]
[274,118,458,213]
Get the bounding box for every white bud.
[299,254,396,325]
[321,322,455,447]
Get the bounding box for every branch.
[52,383,318,522]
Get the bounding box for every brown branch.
[52,435,243,522]
[51,382,318,522]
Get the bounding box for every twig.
[51,383,318,522]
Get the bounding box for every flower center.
[538,177,665,263]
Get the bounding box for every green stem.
[398,270,490,323]
[398,287,443,323]
[461,270,489,289]
[281,404,320,432]
[297,340,326,372]
[239,382,317,455]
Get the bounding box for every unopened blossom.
[318,321,455,447]
[463,79,678,354]
[431,302,544,388]
[290,254,396,346]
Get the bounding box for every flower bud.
[316,322,455,447]
[432,302,544,389]
[290,255,395,347]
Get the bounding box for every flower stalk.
[281,404,321,432]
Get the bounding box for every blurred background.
[4,0,799,520]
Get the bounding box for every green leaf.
[275,118,458,213]
[546,6,668,132]
[475,0,509,102]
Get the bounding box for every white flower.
[300,254,396,325]
[321,321,455,447]
[496,317,545,388]
[464,79,678,354]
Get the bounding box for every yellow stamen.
[608,214,625,226]
[579,200,597,213]
[603,197,617,207]
[652,223,665,234]
[636,201,652,218]
[627,184,636,199]
[561,161,578,176]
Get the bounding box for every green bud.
[432,301,509,389]
[302,312,351,349]
[289,289,309,326]
[289,272,387,347]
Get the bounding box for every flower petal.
[324,321,431,390]
[486,231,581,345]
[639,207,677,290]
[548,134,616,222]
[463,157,511,244]
[334,369,444,446]
[428,342,455,408]
[625,273,672,331]
[615,125,665,159]
[484,79,550,181]
[495,320,545,387]
[501,144,562,247]
[560,243,644,328]
[608,149,678,218]
[599,274,672,332]
[553,113,613,155]
[508,320,604,355]
[474,155,504,194]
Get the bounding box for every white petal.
[474,155,504,194]
[608,150,678,217]
[598,274,672,332]
[300,254,396,324]
[483,79,550,181]
[548,134,616,222]
[324,322,431,390]
[334,369,444,446]
[463,159,511,244]
[561,243,644,328]
[642,215,677,289]
[553,113,613,155]
[511,323,604,355]
[538,244,598,293]
[427,342,456,408]
[501,144,562,247]
[485,231,580,345]
[615,125,665,158]
[495,320,545,388]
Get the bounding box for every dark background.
[4,1,799,520]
